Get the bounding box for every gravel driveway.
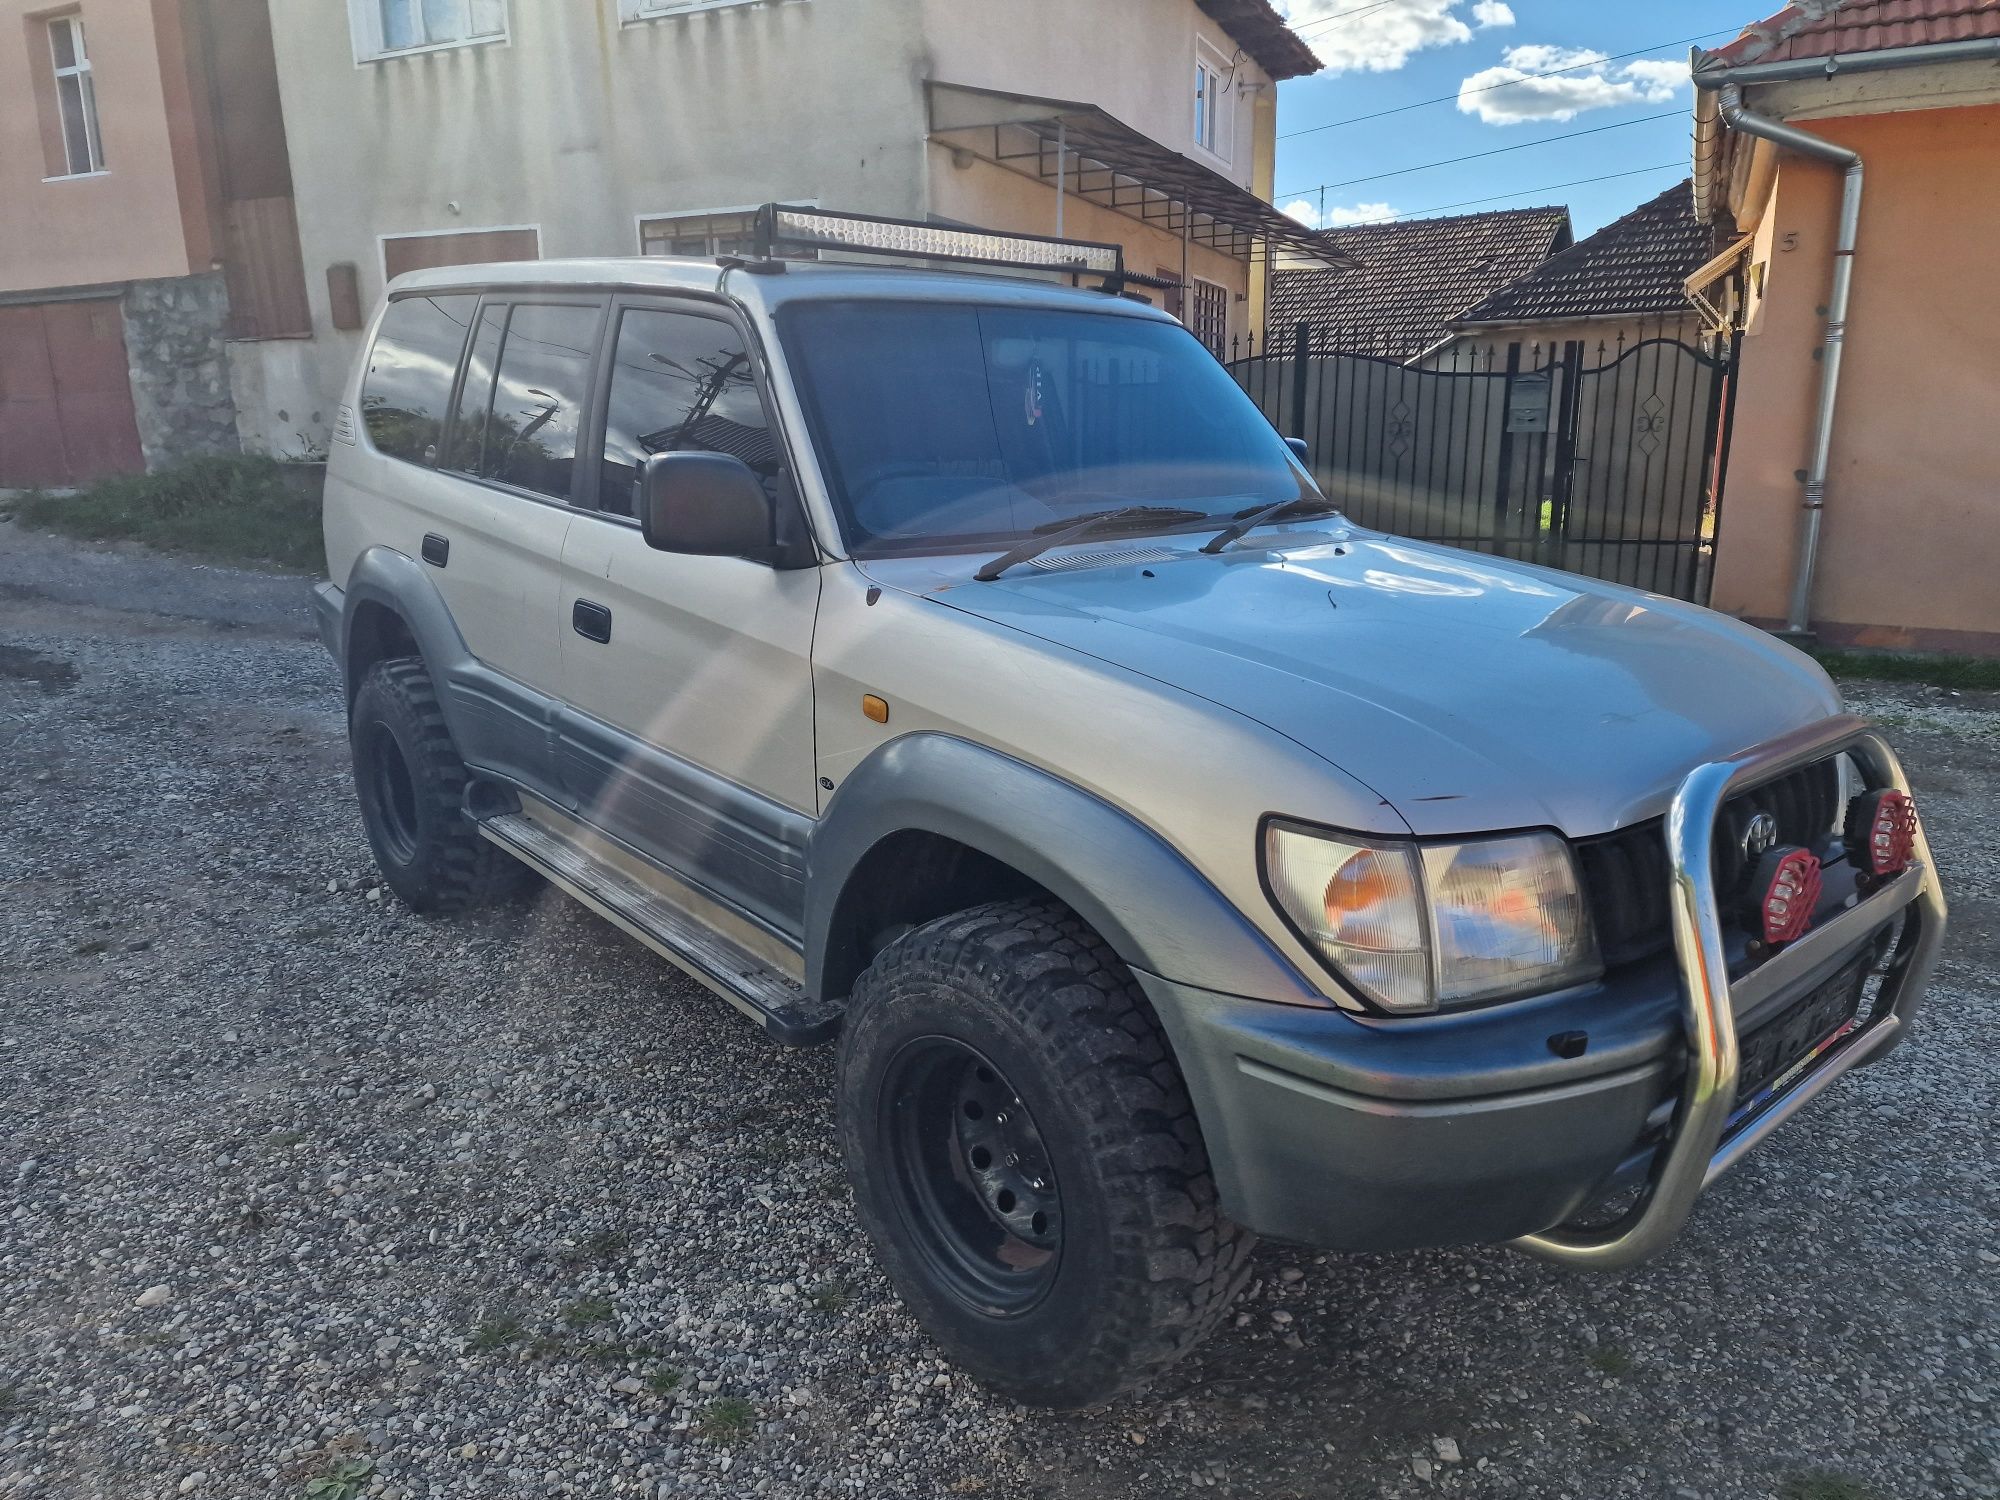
[2,521,1994,1500]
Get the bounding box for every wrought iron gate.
[1225,326,1741,604]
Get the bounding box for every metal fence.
[1223,324,1741,604]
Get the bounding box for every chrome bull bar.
[1513,713,1948,1270]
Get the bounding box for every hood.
[861,528,1840,837]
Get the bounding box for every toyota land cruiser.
[314,205,1946,1409]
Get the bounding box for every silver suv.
[315,206,1946,1408]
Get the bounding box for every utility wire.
[1275,108,1679,201]
[1308,161,1688,227]
[1286,0,1403,40]
[1278,29,1735,139]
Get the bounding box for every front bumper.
[1144,714,1946,1259]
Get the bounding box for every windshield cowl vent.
[1024,545,1183,573]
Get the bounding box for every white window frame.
[1193,40,1233,166]
[349,0,508,64]
[619,0,789,21]
[46,14,106,180]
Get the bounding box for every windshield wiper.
[1197,496,1342,555]
[973,505,1208,582]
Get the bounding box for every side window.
[360,293,478,464]
[598,307,780,519]
[447,301,599,501]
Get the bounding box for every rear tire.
[836,898,1255,1408]
[349,658,527,913]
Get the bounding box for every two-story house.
[0,0,310,488]
[230,0,1332,455]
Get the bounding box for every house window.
[352,0,506,61]
[1189,278,1228,353]
[46,15,105,177]
[1194,42,1232,162]
[638,212,764,260]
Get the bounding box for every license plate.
[1728,957,1868,1127]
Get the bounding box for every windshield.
[779,299,1322,555]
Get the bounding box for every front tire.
[836,899,1255,1408]
[349,658,525,913]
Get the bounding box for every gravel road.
[2,520,1994,1500]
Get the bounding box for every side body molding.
[805,733,1326,1006]
[329,545,555,795]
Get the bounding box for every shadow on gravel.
[0,643,79,695]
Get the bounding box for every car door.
[555,298,821,939]
[346,290,597,794]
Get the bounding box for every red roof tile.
[1699,0,2000,68]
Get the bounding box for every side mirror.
[640,451,778,560]
[1285,436,1310,465]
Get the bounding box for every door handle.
[572,599,612,644]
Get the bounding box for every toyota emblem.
[1741,811,1780,861]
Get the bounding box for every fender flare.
[333,545,476,706]
[804,732,1325,1006]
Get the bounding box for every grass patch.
[1813,648,2000,693]
[645,1366,683,1396]
[561,1295,615,1330]
[302,1457,374,1500]
[1586,1344,1634,1379]
[2,453,322,571]
[468,1314,525,1352]
[808,1279,851,1314]
[560,1229,629,1266]
[1780,1472,1881,1500]
[695,1396,757,1443]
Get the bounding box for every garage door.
[0,299,145,489]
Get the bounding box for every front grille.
[1577,756,1844,966]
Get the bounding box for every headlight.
[1263,822,1600,1014]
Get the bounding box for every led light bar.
[754,204,1123,277]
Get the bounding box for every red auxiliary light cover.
[1848,788,1918,876]
[1755,846,1822,945]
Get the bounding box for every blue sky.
[1271,0,1764,237]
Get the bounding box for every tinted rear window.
[361,294,476,464]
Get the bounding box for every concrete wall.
[0,0,201,293]
[1709,101,2000,655]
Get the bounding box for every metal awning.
[927,82,1353,269]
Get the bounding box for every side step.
[476,810,842,1046]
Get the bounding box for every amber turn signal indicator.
[861,694,890,724]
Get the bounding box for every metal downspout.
[1709,82,1863,637]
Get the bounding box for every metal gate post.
[1493,341,1522,536]
[1545,339,1586,567]
[1289,322,1310,441]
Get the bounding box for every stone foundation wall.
[122,273,239,468]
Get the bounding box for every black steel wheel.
[349,658,529,914]
[837,899,1256,1408]
[882,1038,1062,1314]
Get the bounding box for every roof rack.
[749,203,1125,284]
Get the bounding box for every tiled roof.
[1698,0,2000,67]
[1195,0,1322,81]
[1266,206,1572,358]
[1453,181,1715,327]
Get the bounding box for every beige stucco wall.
[248,0,932,449]
[240,0,1274,451]
[0,0,199,293]
[1709,101,2000,654]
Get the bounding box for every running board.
[475,810,841,1046]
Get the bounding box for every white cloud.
[1284,198,1397,229]
[1456,46,1689,124]
[1277,0,1472,75]
[1471,1,1515,27]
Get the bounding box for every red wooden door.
[0,299,145,488]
